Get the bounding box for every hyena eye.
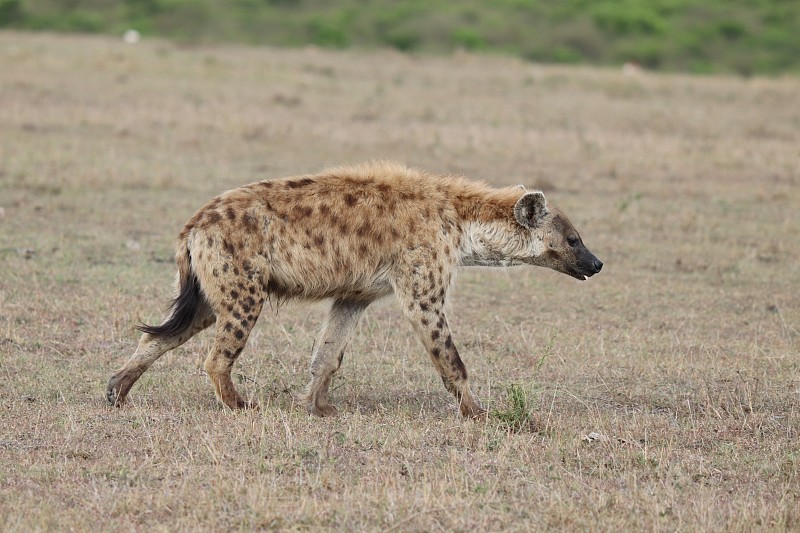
[567,236,580,248]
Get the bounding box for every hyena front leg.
[106,300,216,406]
[301,299,368,417]
[392,269,486,419]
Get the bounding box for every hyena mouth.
[568,267,596,281]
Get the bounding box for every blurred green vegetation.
[3,0,799,75]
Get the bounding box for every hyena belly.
[262,216,396,303]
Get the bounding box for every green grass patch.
[6,0,800,74]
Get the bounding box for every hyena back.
[106,161,602,417]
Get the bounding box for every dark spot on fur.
[431,330,440,341]
[452,359,467,379]
[287,177,315,189]
[436,317,444,329]
[419,302,429,312]
[232,310,242,321]
[314,235,325,247]
[245,296,256,308]
[319,204,330,215]
[230,290,239,299]
[445,335,453,349]
[431,347,441,358]
[206,211,222,225]
[344,194,357,207]
[248,286,256,294]
[421,317,429,326]
[223,263,229,273]
[212,268,219,277]
[235,329,244,340]
[226,207,236,221]
[223,240,234,255]
[224,322,233,332]
[206,236,214,246]
[244,213,258,231]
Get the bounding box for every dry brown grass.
[1,31,798,531]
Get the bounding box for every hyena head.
[513,191,603,280]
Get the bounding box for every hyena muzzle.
[106,162,602,418]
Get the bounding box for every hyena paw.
[229,397,259,410]
[460,403,488,421]
[105,382,125,407]
[308,402,339,417]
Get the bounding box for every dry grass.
[1,31,798,531]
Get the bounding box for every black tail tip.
[138,273,202,338]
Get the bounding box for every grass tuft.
[491,383,538,433]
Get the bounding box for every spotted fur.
[106,161,602,417]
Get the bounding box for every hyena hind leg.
[106,300,216,406]
[203,298,265,410]
[300,299,368,417]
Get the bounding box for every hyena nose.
[592,259,603,273]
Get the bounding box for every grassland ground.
[0,31,798,531]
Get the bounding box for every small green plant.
[536,328,557,375]
[491,383,537,432]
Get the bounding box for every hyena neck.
[459,221,526,267]
[453,186,528,268]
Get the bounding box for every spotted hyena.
[106,161,602,418]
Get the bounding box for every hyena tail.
[137,240,202,338]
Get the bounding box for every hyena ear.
[513,191,548,228]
